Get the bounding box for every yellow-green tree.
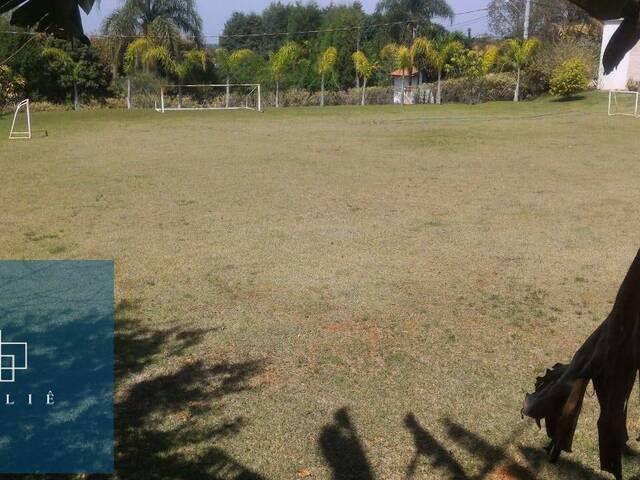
[317,46,338,107]
[381,43,412,105]
[270,42,301,108]
[352,51,376,106]
[173,50,207,107]
[410,37,432,84]
[426,40,461,105]
[215,48,258,108]
[504,38,540,102]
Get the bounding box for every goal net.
[155,84,262,112]
[608,90,639,117]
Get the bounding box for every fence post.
[127,77,131,110]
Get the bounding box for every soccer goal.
[608,90,639,117]
[9,99,31,140]
[155,84,262,113]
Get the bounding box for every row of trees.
[0,0,600,109]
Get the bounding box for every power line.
[0,8,489,40]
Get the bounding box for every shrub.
[528,38,599,93]
[415,73,530,104]
[0,64,25,111]
[549,59,589,98]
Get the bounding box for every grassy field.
[1,93,640,479]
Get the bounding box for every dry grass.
[1,93,640,479]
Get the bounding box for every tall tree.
[318,3,366,90]
[504,37,540,102]
[426,39,460,104]
[317,47,338,107]
[270,42,301,108]
[101,0,203,45]
[352,51,376,106]
[381,43,412,105]
[488,0,597,41]
[375,0,454,44]
[219,12,265,54]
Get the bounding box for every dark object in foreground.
[568,0,640,74]
[522,248,640,480]
[0,0,95,45]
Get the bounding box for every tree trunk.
[320,73,325,107]
[401,75,405,106]
[361,77,367,106]
[226,77,230,108]
[436,71,442,105]
[73,83,79,111]
[276,81,280,108]
[514,67,521,102]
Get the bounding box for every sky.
[82,0,491,40]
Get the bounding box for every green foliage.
[0,64,25,110]
[352,51,376,80]
[549,58,589,98]
[503,38,540,69]
[528,37,599,92]
[270,42,302,82]
[37,39,111,104]
[375,0,454,44]
[317,47,338,76]
[446,45,498,78]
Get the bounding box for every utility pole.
[523,0,531,39]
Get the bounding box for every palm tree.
[100,0,202,78]
[381,43,412,105]
[317,47,338,107]
[426,40,461,104]
[352,51,376,106]
[410,37,431,84]
[504,38,540,102]
[124,39,206,108]
[216,48,259,107]
[270,42,301,108]
[101,0,203,43]
[41,47,82,111]
[376,0,454,43]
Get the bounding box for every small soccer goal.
[9,99,31,140]
[608,90,639,117]
[155,84,262,113]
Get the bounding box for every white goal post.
[9,99,31,140]
[155,84,262,113]
[608,90,639,117]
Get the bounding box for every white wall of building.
[599,19,631,90]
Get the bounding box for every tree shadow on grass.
[404,413,607,479]
[0,297,267,480]
[113,298,267,480]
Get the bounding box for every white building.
[598,19,640,90]
[391,68,419,104]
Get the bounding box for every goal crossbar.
[155,83,262,113]
[608,90,639,117]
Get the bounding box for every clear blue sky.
[82,0,491,39]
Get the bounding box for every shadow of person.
[319,407,375,480]
[404,413,468,479]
